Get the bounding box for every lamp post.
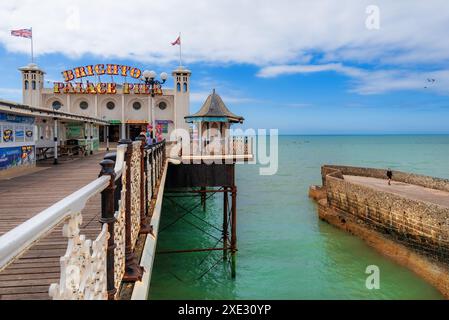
[142,70,168,143]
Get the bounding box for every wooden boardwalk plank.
[0,153,107,300]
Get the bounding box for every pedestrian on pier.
[386,168,393,185]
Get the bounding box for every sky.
[1,0,449,134]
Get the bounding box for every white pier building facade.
[22,63,191,142]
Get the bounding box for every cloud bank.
[1,0,449,94]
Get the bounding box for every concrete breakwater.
[310,165,449,298]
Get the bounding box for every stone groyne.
[310,165,449,298]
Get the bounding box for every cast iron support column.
[53,118,58,165]
[120,138,143,282]
[99,158,117,300]
[201,187,206,211]
[90,122,94,155]
[223,187,228,260]
[106,125,110,151]
[231,185,237,278]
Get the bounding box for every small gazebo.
[185,89,244,153]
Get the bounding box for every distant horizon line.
[250,133,449,136]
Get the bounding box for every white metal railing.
[0,175,109,272]
[182,136,254,157]
[0,139,166,300]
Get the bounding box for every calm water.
[150,135,449,299]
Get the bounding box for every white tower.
[172,66,191,134]
[19,63,45,108]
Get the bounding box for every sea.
[149,135,449,299]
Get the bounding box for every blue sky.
[1,1,449,134]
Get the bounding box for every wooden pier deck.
[0,153,107,300]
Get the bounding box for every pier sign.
[53,64,162,95]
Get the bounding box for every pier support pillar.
[201,187,206,211]
[231,186,237,278]
[223,187,228,260]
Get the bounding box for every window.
[158,101,167,110]
[106,101,115,110]
[183,83,187,92]
[177,83,181,92]
[24,80,29,90]
[32,81,36,90]
[52,101,62,110]
[132,101,141,110]
[80,101,88,110]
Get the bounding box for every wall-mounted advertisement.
[25,126,34,142]
[15,126,25,142]
[2,125,14,143]
[0,146,35,171]
[0,112,34,125]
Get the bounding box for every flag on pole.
[11,28,34,63]
[172,34,182,67]
[11,28,32,39]
[171,35,181,46]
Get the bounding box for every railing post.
[119,139,143,282]
[99,158,117,300]
[137,137,152,235]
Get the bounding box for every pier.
[0,139,167,300]
[310,165,449,297]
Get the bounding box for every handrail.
[0,139,167,299]
[0,175,110,272]
[114,144,127,180]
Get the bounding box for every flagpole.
[179,32,182,67]
[30,27,34,63]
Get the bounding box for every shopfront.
[0,111,36,172]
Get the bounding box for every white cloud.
[1,0,449,66]
[2,1,449,96]
[258,63,449,95]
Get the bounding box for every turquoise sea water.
[150,135,449,299]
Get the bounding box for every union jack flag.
[11,28,32,39]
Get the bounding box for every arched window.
[32,81,36,90]
[177,83,181,92]
[183,83,187,92]
[24,80,29,90]
[52,101,62,110]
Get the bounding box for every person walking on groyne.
[386,168,393,185]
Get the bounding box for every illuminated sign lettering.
[54,64,160,95]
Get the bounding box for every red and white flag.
[171,35,181,46]
[11,28,32,39]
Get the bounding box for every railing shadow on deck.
[0,139,166,300]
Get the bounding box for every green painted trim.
[185,116,229,123]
